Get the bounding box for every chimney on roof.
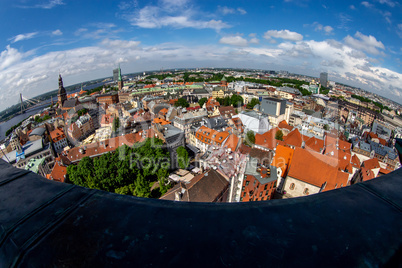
[174,191,182,201]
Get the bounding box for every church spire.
[117,64,123,91]
[118,64,122,82]
[58,74,67,107]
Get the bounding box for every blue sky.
[0,0,402,109]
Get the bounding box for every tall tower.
[58,74,67,107]
[320,72,328,88]
[118,64,124,91]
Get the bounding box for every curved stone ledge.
[0,159,401,267]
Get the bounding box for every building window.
[242,186,245,191]
[303,188,309,195]
[289,183,295,190]
[259,192,262,197]
[245,181,249,186]
[264,184,267,190]
[240,197,243,201]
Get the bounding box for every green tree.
[77,108,88,117]
[198,97,208,107]
[133,174,150,198]
[246,130,255,145]
[176,146,189,169]
[275,130,284,141]
[231,94,244,107]
[246,98,260,109]
[323,124,330,131]
[174,98,190,108]
[66,138,171,199]
[113,117,120,132]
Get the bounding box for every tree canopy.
[216,95,244,107]
[176,146,189,169]
[113,117,120,132]
[198,97,208,107]
[174,98,190,108]
[246,130,255,145]
[67,138,171,198]
[275,130,283,141]
[246,98,260,109]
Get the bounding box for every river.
[0,81,108,141]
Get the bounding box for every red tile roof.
[49,161,67,182]
[351,154,361,169]
[363,158,380,170]
[379,168,391,175]
[186,106,201,111]
[288,148,349,191]
[169,99,178,105]
[325,135,351,152]
[304,136,324,153]
[255,127,279,150]
[224,134,239,152]
[196,126,229,147]
[159,108,168,115]
[100,114,115,125]
[50,128,66,143]
[65,131,152,163]
[283,128,309,148]
[160,169,229,202]
[153,118,171,125]
[272,145,294,176]
[378,138,387,146]
[360,167,375,182]
[278,120,293,131]
[231,117,244,133]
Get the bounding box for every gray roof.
[2,139,46,164]
[29,127,46,137]
[245,157,278,184]
[359,142,371,152]
[202,117,227,130]
[192,88,209,94]
[63,99,79,108]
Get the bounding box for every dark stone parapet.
[0,159,401,267]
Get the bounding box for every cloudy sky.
[0,0,402,110]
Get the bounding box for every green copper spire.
[118,64,122,81]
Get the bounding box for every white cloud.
[375,0,397,7]
[123,2,230,31]
[349,5,356,9]
[52,29,63,36]
[8,32,38,43]
[344,31,385,55]
[249,38,259,44]
[0,45,24,70]
[397,24,402,38]
[264,29,303,41]
[323,26,334,34]
[361,1,373,8]
[219,6,236,15]
[0,34,401,109]
[18,0,65,9]
[218,6,247,15]
[310,22,334,35]
[219,36,248,46]
[237,8,247,15]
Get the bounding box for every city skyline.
[1,0,402,108]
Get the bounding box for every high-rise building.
[320,72,328,87]
[113,68,119,82]
[57,74,67,107]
